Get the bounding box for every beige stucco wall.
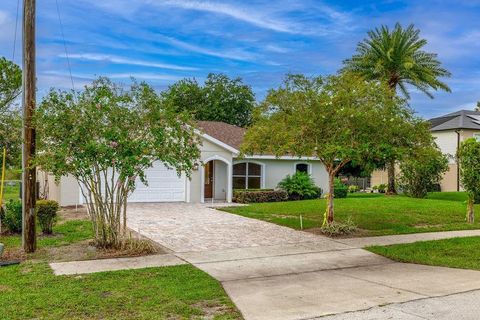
[38,171,81,207]
[371,169,388,187]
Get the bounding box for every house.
[371,110,480,191]
[43,121,329,206]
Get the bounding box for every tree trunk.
[467,195,475,224]
[326,172,335,224]
[386,159,397,195]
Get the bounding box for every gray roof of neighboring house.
[429,110,480,132]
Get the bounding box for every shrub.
[320,218,357,237]
[333,178,348,198]
[36,200,59,235]
[348,185,360,193]
[3,199,22,233]
[233,189,288,203]
[278,172,321,200]
[373,184,387,193]
[398,146,449,198]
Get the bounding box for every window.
[295,163,309,174]
[233,162,262,189]
[474,133,480,142]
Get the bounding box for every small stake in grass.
[300,215,303,230]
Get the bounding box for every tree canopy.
[162,73,256,127]
[241,73,402,224]
[35,77,201,248]
[0,57,22,168]
[343,23,451,194]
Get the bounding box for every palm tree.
[343,23,451,194]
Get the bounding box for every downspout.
[455,130,461,192]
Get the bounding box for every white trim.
[293,162,312,174]
[243,155,319,160]
[194,129,240,155]
[232,160,266,189]
[200,155,232,203]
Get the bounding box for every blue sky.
[0,0,479,119]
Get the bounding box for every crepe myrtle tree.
[241,73,400,225]
[35,78,201,248]
[458,138,480,224]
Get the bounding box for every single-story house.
[42,121,329,206]
[371,109,480,191]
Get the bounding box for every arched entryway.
[200,156,232,203]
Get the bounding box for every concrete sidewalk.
[338,229,480,247]
[50,254,186,275]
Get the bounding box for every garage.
[128,161,186,203]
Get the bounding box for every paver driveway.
[127,203,480,320]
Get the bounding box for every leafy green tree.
[241,73,399,225]
[458,138,480,223]
[0,57,22,167]
[398,145,449,198]
[35,78,201,248]
[343,23,451,194]
[162,73,255,127]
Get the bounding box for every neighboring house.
[42,121,328,206]
[371,110,480,191]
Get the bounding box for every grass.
[2,181,20,201]
[0,212,242,319]
[368,236,480,271]
[0,263,241,319]
[222,192,480,237]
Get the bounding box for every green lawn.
[222,192,480,236]
[0,263,240,319]
[368,236,480,271]
[0,215,242,319]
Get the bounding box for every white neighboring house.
[41,121,329,206]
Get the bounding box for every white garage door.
[128,161,186,202]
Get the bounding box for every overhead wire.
[55,0,76,91]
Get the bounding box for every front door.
[204,161,214,199]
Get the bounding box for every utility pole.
[22,0,36,253]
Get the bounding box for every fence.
[338,176,371,191]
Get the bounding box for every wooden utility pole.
[22,0,36,253]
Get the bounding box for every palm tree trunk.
[386,159,397,195]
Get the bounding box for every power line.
[55,0,75,91]
[12,0,20,61]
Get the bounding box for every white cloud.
[42,70,184,82]
[65,53,198,71]
[156,0,309,34]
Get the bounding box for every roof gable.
[196,121,245,151]
[429,110,480,131]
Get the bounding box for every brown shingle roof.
[196,121,245,150]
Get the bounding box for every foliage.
[398,145,449,198]
[222,193,480,236]
[35,77,201,248]
[36,200,60,235]
[0,57,22,111]
[343,24,451,195]
[241,73,399,225]
[458,138,480,223]
[373,184,387,193]
[233,189,288,203]
[320,218,357,237]
[162,73,256,127]
[334,179,348,198]
[348,185,360,193]
[0,57,22,168]
[3,199,22,233]
[278,172,321,200]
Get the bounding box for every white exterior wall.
[214,161,228,200]
[189,139,234,203]
[233,159,329,194]
[432,131,458,164]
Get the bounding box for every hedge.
[233,189,288,203]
